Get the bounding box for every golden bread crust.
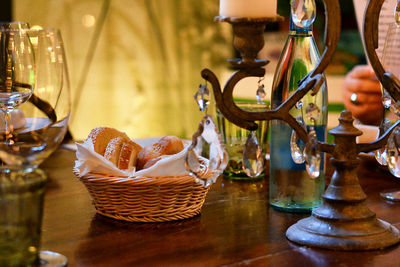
[87,127,130,155]
[87,127,142,170]
[137,136,184,170]
[103,137,125,165]
[118,142,140,170]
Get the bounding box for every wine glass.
[0,28,70,266]
[0,28,35,144]
[378,21,400,201]
[0,28,70,167]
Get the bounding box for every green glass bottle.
[269,0,328,212]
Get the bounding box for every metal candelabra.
[203,0,400,250]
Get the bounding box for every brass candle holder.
[203,0,400,250]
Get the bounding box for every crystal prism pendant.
[290,116,307,164]
[382,89,400,116]
[382,90,393,109]
[305,103,320,121]
[387,126,400,178]
[185,115,228,187]
[242,132,264,177]
[376,146,388,166]
[304,129,321,179]
[193,84,210,111]
[375,118,391,165]
[295,100,303,109]
[256,84,266,104]
[291,0,316,29]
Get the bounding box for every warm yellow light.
[82,14,95,28]
[31,25,43,30]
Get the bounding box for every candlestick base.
[286,215,400,251]
[286,111,400,250]
[286,213,400,250]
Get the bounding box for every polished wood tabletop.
[40,147,400,266]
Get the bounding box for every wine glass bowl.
[0,28,35,145]
[0,28,70,167]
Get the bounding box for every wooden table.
[40,147,400,266]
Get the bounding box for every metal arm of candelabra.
[202,0,400,250]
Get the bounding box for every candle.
[219,0,277,18]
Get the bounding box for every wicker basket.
[76,172,211,222]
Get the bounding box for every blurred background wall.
[13,0,232,140]
[12,0,364,139]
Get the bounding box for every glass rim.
[0,27,61,35]
[235,101,270,106]
[235,102,270,111]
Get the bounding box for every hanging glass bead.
[382,90,393,109]
[242,132,264,177]
[375,118,391,165]
[376,147,389,166]
[185,115,228,187]
[256,84,266,104]
[295,100,303,109]
[193,84,210,112]
[304,129,321,179]
[305,103,320,121]
[290,116,307,164]
[387,126,400,178]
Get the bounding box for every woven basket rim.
[74,171,213,186]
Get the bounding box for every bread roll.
[104,137,125,165]
[137,136,184,170]
[88,126,142,170]
[118,142,139,170]
[87,127,130,155]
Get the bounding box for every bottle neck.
[289,17,313,36]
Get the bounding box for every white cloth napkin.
[74,138,190,178]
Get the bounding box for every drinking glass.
[379,22,400,201]
[0,166,46,266]
[0,28,70,266]
[216,101,269,180]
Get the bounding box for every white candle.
[219,0,277,18]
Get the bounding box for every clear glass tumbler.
[216,101,269,180]
[0,166,46,266]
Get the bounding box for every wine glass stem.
[2,109,13,144]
